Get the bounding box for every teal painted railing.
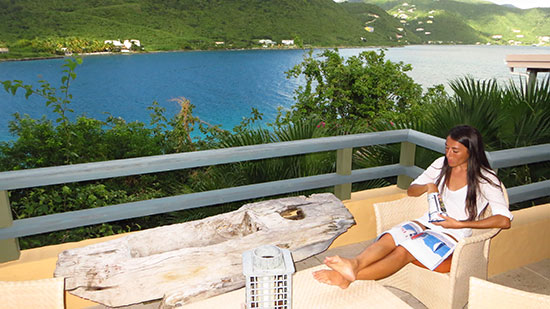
[0,129,549,261]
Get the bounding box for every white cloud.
[486,1,550,9]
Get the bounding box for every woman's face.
[445,136,470,168]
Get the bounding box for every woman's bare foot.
[324,255,357,282]
[312,269,351,289]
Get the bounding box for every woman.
[313,125,512,288]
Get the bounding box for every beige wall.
[488,203,550,276]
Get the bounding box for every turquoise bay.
[1,45,549,142]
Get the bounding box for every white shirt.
[411,157,513,241]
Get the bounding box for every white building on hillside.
[105,40,124,47]
[258,39,276,47]
[281,40,294,46]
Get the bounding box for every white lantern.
[242,245,295,308]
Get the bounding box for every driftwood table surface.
[54,193,355,307]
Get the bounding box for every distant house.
[105,40,124,47]
[397,27,404,31]
[123,40,133,49]
[0,47,8,53]
[104,39,140,51]
[281,39,294,46]
[215,42,225,45]
[427,20,433,24]
[512,29,521,33]
[416,28,424,32]
[396,34,403,39]
[492,35,503,39]
[259,39,276,47]
[516,34,524,38]
[425,32,431,35]
[365,26,374,33]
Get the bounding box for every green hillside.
[361,0,550,45]
[341,2,422,44]
[0,0,408,59]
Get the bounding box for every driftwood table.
[54,193,355,307]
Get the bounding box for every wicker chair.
[374,192,503,309]
[469,277,550,309]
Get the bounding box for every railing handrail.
[0,129,549,243]
[0,129,410,190]
[4,128,547,190]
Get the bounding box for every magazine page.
[384,221,424,244]
[401,230,457,270]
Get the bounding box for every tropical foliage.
[282,49,426,127]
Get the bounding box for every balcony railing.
[1,129,549,262]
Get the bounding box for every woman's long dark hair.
[435,125,500,221]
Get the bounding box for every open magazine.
[387,222,457,270]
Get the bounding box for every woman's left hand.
[432,215,463,229]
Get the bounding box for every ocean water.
[1,45,549,141]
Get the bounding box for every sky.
[486,0,550,9]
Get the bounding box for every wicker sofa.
[374,193,502,309]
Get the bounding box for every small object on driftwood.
[54,193,355,307]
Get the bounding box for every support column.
[0,190,20,262]
[527,69,538,90]
[397,142,416,190]
[334,148,352,201]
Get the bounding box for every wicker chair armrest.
[449,227,500,281]
[459,228,500,246]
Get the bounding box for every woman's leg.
[322,233,397,282]
[353,245,416,280]
[313,245,417,288]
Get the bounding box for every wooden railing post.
[0,190,20,262]
[334,148,352,201]
[397,142,416,190]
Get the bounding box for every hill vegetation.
[3,0,549,59]
[0,0,410,59]
[361,0,550,45]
